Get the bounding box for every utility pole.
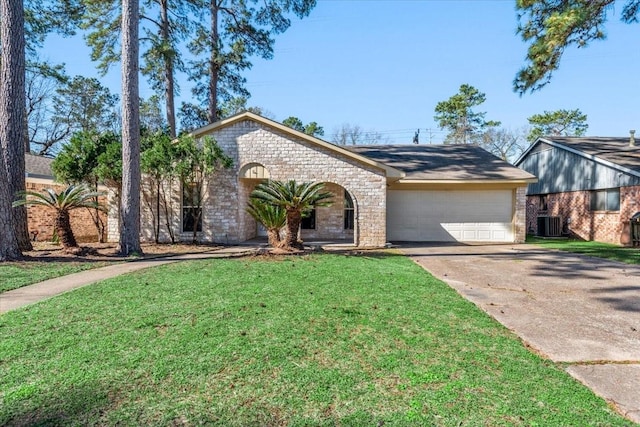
[425,128,436,144]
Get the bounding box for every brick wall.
[212,121,387,247]
[110,120,388,247]
[514,186,527,243]
[299,182,354,241]
[25,180,108,243]
[525,185,640,245]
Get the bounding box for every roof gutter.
[25,172,55,180]
[395,178,538,185]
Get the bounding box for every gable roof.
[190,113,535,184]
[25,153,54,179]
[516,136,640,179]
[190,112,405,179]
[348,144,537,183]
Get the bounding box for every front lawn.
[0,253,631,426]
[527,236,640,265]
[0,261,114,293]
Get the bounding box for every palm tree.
[13,185,105,250]
[246,198,286,248]
[250,180,333,250]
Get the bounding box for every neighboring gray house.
[25,153,55,183]
[108,112,536,247]
[515,135,640,245]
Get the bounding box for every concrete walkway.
[3,242,639,423]
[0,246,258,314]
[399,243,640,424]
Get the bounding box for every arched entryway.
[238,172,358,246]
[298,182,356,246]
[238,163,271,241]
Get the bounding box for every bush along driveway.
[401,243,640,424]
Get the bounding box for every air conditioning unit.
[537,216,562,237]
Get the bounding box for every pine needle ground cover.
[0,253,631,426]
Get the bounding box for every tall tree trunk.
[0,172,20,259]
[165,59,176,137]
[119,0,143,256]
[23,108,30,153]
[207,1,219,123]
[0,0,27,258]
[56,210,78,248]
[160,0,176,138]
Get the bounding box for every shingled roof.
[347,144,536,182]
[540,137,640,173]
[25,153,54,179]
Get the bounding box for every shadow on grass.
[19,255,121,264]
[526,238,640,266]
[1,383,113,427]
[336,249,406,259]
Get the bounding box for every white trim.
[25,176,56,185]
[395,179,536,185]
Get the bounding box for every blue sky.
[44,0,640,144]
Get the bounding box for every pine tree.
[188,0,316,123]
[0,0,30,255]
[514,1,638,93]
[119,0,143,256]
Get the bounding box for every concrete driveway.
[399,243,640,424]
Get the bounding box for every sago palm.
[13,185,106,249]
[246,198,286,248]
[250,180,333,250]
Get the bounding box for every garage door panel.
[477,230,492,240]
[387,190,514,242]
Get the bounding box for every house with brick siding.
[108,112,535,247]
[25,153,107,243]
[515,135,640,245]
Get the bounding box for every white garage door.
[387,190,514,242]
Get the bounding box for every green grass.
[527,236,640,265]
[0,261,115,293]
[0,253,632,426]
